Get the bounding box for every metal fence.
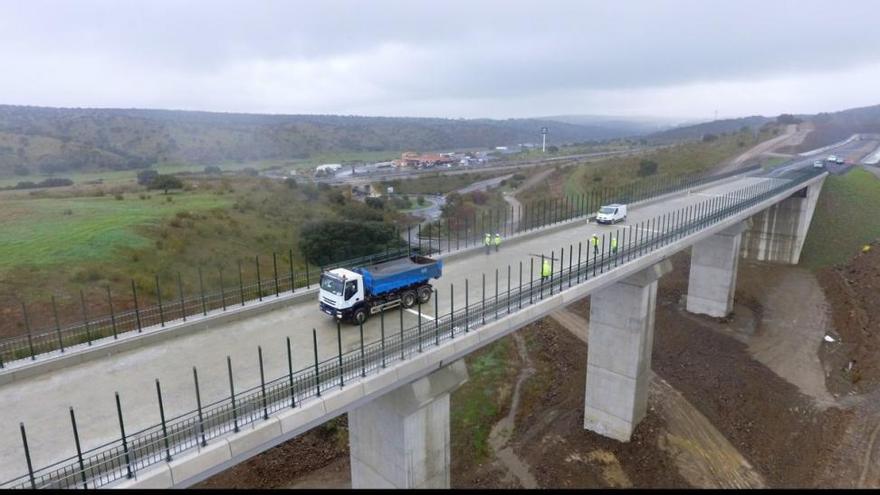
[0,165,760,366]
[3,167,822,489]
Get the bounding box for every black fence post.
[329,320,343,393]
[529,258,534,304]
[359,319,366,376]
[286,337,296,408]
[273,252,280,297]
[399,303,405,359]
[20,423,36,489]
[306,263,311,290]
[518,261,523,309]
[313,329,321,396]
[21,302,36,360]
[238,261,245,306]
[258,346,269,420]
[52,295,64,353]
[228,356,239,432]
[107,286,118,339]
[417,293,423,352]
[465,278,470,332]
[288,249,295,293]
[115,392,133,478]
[177,272,186,322]
[198,267,207,316]
[507,265,511,314]
[80,289,92,345]
[434,288,440,345]
[219,268,227,311]
[156,379,172,462]
[450,283,455,339]
[481,273,486,325]
[256,255,263,302]
[69,407,87,488]
[193,367,207,446]
[577,242,583,283]
[155,275,165,327]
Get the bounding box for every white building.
[316,163,343,173]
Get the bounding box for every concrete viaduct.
[0,166,826,489]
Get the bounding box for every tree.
[637,159,659,177]
[148,174,184,194]
[701,133,718,142]
[137,169,159,186]
[546,145,559,153]
[204,165,222,175]
[298,220,398,265]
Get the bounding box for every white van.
[596,203,627,224]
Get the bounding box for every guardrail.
[3,167,822,489]
[0,165,759,367]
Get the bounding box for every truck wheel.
[418,286,432,304]
[352,308,368,325]
[401,291,417,308]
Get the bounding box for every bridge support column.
[686,222,747,318]
[584,259,672,442]
[348,360,468,488]
[740,177,825,264]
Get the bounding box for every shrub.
[114,194,124,200]
[637,159,659,177]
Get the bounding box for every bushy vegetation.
[298,220,399,266]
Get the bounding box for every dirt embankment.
[816,240,880,396]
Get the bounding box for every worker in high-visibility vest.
[493,233,502,252]
[611,236,618,254]
[484,233,492,254]
[591,234,600,256]
[542,258,552,278]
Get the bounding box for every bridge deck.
[0,173,793,484]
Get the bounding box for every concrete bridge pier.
[740,177,825,264]
[686,222,747,318]
[348,360,469,488]
[584,259,672,442]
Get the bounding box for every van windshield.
[599,207,616,214]
[320,274,343,296]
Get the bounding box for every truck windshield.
[599,207,616,214]
[320,275,343,296]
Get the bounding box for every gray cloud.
[1,0,878,119]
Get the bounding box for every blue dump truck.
[318,255,443,324]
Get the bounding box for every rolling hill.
[0,105,643,176]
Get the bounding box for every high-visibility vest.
[542,259,552,277]
[484,234,492,246]
[494,234,502,246]
[611,237,618,249]
[591,236,599,246]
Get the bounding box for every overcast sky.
[1,0,879,121]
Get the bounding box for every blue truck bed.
[356,255,442,296]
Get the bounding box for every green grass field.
[0,193,230,271]
[800,168,880,270]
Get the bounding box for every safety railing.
[3,167,822,489]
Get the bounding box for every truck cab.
[319,268,365,321]
[596,203,627,225]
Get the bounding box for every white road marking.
[689,192,723,198]
[405,308,437,321]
